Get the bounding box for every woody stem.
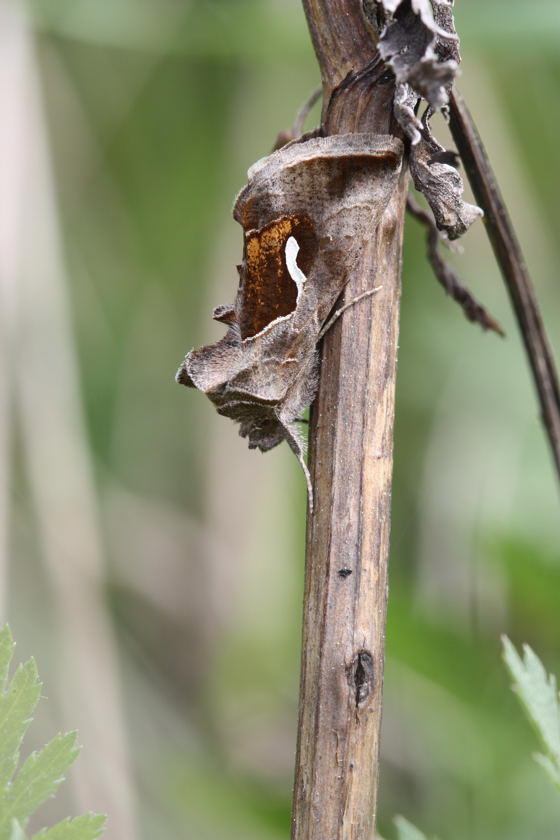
[292,3,408,839]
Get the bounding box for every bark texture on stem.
[292,3,408,838]
[292,177,407,840]
[302,0,378,94]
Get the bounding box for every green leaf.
[0,626,105,840]
[394,816,434,840]
[0,660,42,791]
[9,820,26,840]
[32,815,106,840]
[0,733,80,830]
[534,753,560,788]
[0,630,14,694]
[502,635,560,788]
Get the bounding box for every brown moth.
[177,134,403,504]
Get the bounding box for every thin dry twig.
[406,195,505,336]
[449,88,560,480]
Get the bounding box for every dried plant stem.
[292,4,407,838]
[406,195,504,336]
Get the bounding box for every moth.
[177,134,403,502]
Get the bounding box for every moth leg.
[319,286,382,341]
[284,423,314,513]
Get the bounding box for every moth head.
[176,362,195,388]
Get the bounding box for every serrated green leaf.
[8,820,26,840]
[32,814,105,840]
[0,630,14,694]
[0,627,104,840]
[534,752,560,790]
[394,816,434,840]
[502,636,560,772]
[0,733,80,831]
[0,660,42,790]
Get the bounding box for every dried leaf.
[409,118,483,239]
[371,1,483,238]
[393,83,422,145]
[378,0,459,120]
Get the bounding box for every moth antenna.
[319,286,382,340]
[293,87,322,139]
[272,87,322,150]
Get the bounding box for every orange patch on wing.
[238,215,316,339]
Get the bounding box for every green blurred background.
[2,1,559,838]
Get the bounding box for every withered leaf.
[372,0,481,238]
